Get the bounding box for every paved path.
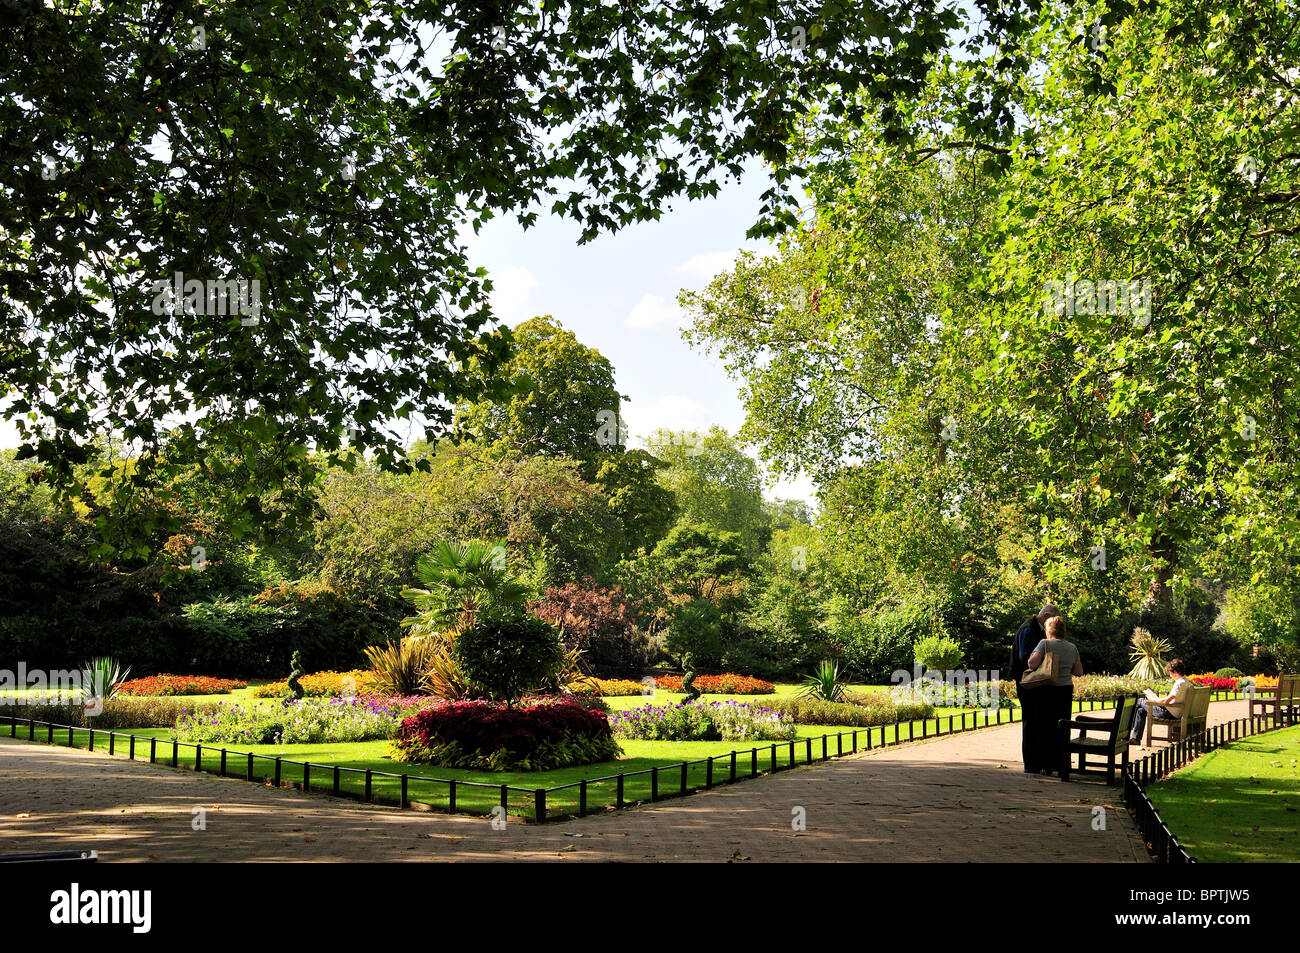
[0,701,1251,863]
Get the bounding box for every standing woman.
[1012,603,1059,773]
[1023,616,1083,775]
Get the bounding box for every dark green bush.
[453,615,565,703]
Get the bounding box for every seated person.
[1130,658,1190,744]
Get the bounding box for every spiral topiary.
[287,650,305,700]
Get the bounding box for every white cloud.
[623,293,684,330]
[490,265,538,324]
[622,394,713,445]
[675,245,772,285]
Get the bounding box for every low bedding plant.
[251,669,377,698]
[116,675,247,696]
[392,698,621,771]
[652,674,775,695]
[610,699,798,742]
[172,696,443,745]
[889,677,1016,710]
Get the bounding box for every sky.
[1,163,817,505]
[465,165,817,505]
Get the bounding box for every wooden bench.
[1145,683,1212,747]
[1249,673,1300,727]
[1059,696,1138,783]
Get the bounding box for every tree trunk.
[1143,534,1178,610]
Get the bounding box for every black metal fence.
[1123,711,1294,863]
[0,689,1253,824]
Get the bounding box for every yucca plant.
[1128,628,1173,680]
[364,637,434,696]
[79,657,131,704]
[799,660,845,701]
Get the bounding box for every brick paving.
[0,700,1251,862]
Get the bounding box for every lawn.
[4,690,1023,821]
[1145,725,1300,863]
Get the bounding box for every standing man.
[1012,602,1061,773]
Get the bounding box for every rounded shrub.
[913,634,964,673]
[453,614,564,703]
[1213,666,1245,679]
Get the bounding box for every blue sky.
[466,163,816,505]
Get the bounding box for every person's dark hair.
[1045,616,1065,639]
[1166,658,1185,675]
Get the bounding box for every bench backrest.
[1279,674,1300,704]
[1111,696,1138,750]
[1184,684,1212,726]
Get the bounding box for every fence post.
[680,762,688,794]
[399,774,409,808]
[706,757,714,789]
[274,757,282,787]
[729,751,737,782]
[304,763,312,793]
[751,748,758,777]
[616,774,625,808]
[580,779,588,815]
[247,753,254,781]
[332,766,340,795]
[129,735,134,760]
[171,740,178,767]
[108,732,114,756]
[446,778,453,812]
[806,738,813,763]
[651,766,659,801]
[219,748,227,777]
[770,743,777,772]
[534,789,546,824]
[195,744,202,772]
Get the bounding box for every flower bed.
[250,670,377,698]
[392,699,621,771]
[116,675,247,697]
[651,674,775,695]
[172,696,441,746]
[1189,673,1276,691]
[566,677,648,697]
[610,699,797,742]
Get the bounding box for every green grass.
[3,697,1022,820]
[1145,725,1300,863]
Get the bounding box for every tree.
[592,448,677,561]
[647,427,771,556]
[3,1,1037,542]
[682,0,1300,615]
[456,316,624,471]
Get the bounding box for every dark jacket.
[1009,615,1044,681]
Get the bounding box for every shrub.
[913,634,964,673]
[0,696,227,729]
[117,674,247,697]
[251,670,376,698]
[529,582,651,672]
[763,693,935,727]
[888,676,1013,709]
[392,699,620,771]
[1213,667,1245,679]
[610,700,798,742]
[453,615,564,703]
[652,673,774,695]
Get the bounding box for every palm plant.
[1128,628,1174,680]
[799,660,845,702]
[400,539,531,635]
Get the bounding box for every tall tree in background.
[1,0,1038,549]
